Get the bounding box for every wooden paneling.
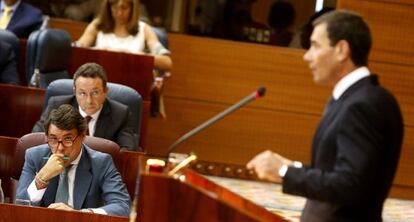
[370,62,414,126]
[338,0,414,66]
[167,34,330,115]
[47,17,87,41]
[0,84,45,138]
[363,0,414,5]
[147,96,317,164]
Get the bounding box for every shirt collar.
[1,0,21,12]
[332,66,370,100]
[70,144,83,166]
[78,105,103,121]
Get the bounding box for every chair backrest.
[0,30,20,59]
[26,28,71,87]
[11,132,120,181]
[45,79,142,146]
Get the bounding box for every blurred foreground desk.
[0,203,128,222]
[138,169,287,222]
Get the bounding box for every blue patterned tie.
[55,165,71,204]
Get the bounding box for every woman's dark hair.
[96,0,140,35]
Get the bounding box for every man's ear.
[335,40,351,62]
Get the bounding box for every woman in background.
[77,0,172,70]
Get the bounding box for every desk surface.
[207,176,414,222]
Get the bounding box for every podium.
[137,169,287,222]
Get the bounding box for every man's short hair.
[44,104,87,135]
[313,10,372,66]
[73,62,108,88]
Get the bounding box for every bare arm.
[76,19,100,47]
[144,25,173,71]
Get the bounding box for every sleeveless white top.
[95,21,147,54]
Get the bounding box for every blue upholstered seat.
[26,29,71,88]
[0,30,20,59]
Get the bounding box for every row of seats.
[1,26,159,149]
[1,24,170,88]
[0,28,71,87]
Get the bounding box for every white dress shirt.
[333,66,370,100]
[78,106,102,137]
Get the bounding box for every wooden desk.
[0,203,128,222]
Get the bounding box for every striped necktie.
[85,116,92,135]
[0,6,12,29]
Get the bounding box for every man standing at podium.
[16,104,130,216]
[247,10,403,222]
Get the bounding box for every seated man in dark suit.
[0,41,19,84]
[0,0,43,38]
[33,62,137,150]
[17,104,130,216]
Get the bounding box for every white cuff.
[278,161,303,178]
[91,208,107,215]
[81,208,107,214]
[278,164,288,177]
[27,179,46,203]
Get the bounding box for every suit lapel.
[73,146,92,210]
[94,100,111,138]
[310,76,377,165]
[7,3,24,29]
[311,99,341,164]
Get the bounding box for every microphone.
[129,87,266,221]
[166,86,266,161]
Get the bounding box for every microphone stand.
[165,87,266,164]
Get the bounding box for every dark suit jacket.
[0,41,20,84]
[16,144,131,216]
[32,95,137,150]
[5,2,43,38]
[282,75,403,222]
